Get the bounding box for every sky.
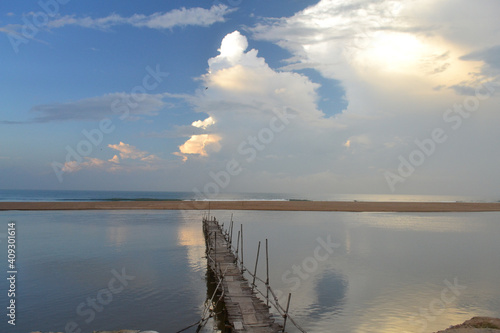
[1,0,499,197]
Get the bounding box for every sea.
[1,189,500,333]
[1,189,498,203]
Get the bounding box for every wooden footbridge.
[202,215,307,333]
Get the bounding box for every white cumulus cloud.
[239,0,500,195]
[175,0,500,196]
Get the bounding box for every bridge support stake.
[252,241,261,292]
[266,238,269,308]
[240,224,244,272]
[235,230,240,266]
[229,214,234,249]
[282,293,292,332]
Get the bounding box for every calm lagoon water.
[1,210,500,333]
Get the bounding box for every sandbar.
[2,200,500,212]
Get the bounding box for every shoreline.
[2,200,500,212]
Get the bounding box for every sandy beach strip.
[2,200,500,212]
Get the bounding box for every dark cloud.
[461,45,500,68]
[449,84,476,96]
[1,93,168,124]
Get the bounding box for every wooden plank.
[203,217,283,332]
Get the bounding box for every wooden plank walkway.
[203,217,283,333]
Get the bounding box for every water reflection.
[2,210,499,333]
[204,262,229,332]
[106,225,129,248]
[1,210,208,333]
[210,211,500,333]
[178,210,207,273]
[308,270,348,319]
[345,227,351,254]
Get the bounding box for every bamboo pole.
[240,224,244,271]
[229,214,234,249]
[282,293,292,332]
[266,238,269,307]
[235,230,240,265]
[251,241,261,292]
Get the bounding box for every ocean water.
[0,189,497,202]
[1,209,500,333]
[0,189,292,202]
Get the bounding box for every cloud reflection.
[177,212,206,273]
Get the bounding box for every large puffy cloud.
[178,134,222,156]
[251,0,488,92]
[175,30,353,193]
[243,0,500,195]
[181,31,329,136]
[176,0,500,196]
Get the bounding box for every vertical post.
[208,201,211,221]
[251,241,261,292]
[235,230,240,265]
[226,221,230,249]
[229,215,234,249]
[266,238,269,307]
[282,293,292,332]
[240,224,244,271]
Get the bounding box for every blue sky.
[1,0,500,197]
